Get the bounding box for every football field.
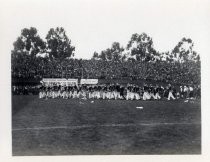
[12,95,201,155]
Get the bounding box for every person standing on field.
[167,84,175,100]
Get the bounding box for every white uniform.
[143,92,151,100]
[168,90,175,100]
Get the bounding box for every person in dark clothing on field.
[120,85,125,99]
[195,85,201,99]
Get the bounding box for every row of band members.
[39,83,200,100]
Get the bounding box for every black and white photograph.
[1,0,210,160]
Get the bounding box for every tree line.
[12,27,200,63]
[12,27,75,61]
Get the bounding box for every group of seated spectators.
[12,85,39,95]
[12,56,201,85]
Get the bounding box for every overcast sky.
[1,0,210,59]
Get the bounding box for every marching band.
[38,82,199,101]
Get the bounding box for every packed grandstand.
[11,27,201,101]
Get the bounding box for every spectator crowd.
[12,57,201,85]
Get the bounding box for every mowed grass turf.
[12,95,201,155]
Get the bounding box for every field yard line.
[12,122,200,131]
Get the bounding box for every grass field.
[12,95,201,155]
